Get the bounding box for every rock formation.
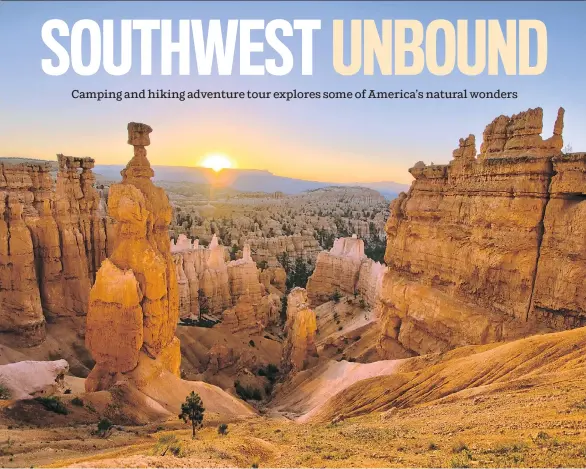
[259,262,287,294]
[0,359,69,399]
[45,155,109,317]
[531,152,586,328]
[244,235,322,265]
[479,107,564,159]
[85,123,180,392]
[0,187,45,346]
[378,107,585,357]
[172,238,284,332]
[306,235,384,307]
[283,288,318,372]
[199,235,233,314]
[0,157,109,346]
[221,292,281,334]
[227,244,265,305]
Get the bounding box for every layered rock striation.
[85,123,180,392]
[379,107,585,357]
[0,156,110,346]
[306,235,384,307]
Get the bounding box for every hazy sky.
[0,1,584,184]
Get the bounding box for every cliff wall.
[0,157,111,346]
[379,107,585,357]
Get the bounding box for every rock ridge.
[378,107,585,357]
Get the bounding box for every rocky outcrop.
[85,123,180,392]
[479,107,564,159]
[378,107,585,357]
[221,293,281,333]
[44,155,109,317]
[243,235,322,265]
[172,238,283,332]
[199,236,232,315]
[283,288,318,372]
[0,359,69,399]
[531,153,586,328]
[0,177,46,345]
[306,236,384,307]
[0,157,110,346]
[259,263,287,294]
[227,245,264,304]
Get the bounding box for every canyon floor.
[1,327,586,468]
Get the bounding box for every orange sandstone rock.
[378,106,584,358]
[307,236,384,308]
[283,288,318,372]
[85,123,180,391]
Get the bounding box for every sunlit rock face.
[282,288,317,372]
[306,235,384,307]
[378,107,586,357]
[172,240,282,333]
[85,123,180,392]
[0,156,110,347]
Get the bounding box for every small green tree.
[197,289,209,322]
[280,294,288,324]
[331,290,341,303]
[96,418,113,438]
[179,391,205,438]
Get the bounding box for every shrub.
[428,442,439,451]
[450,442,472,468]
[71,397,84,407]
[234,381,263,401]
[0,384,11,400]
[64,388,72,394]
[257,364,279,383]
[169,441,185,457]
[452,441,469,453]
[449,452,471,468]
[155,434,184,457]
[218,423,229,436]
[97,418,113,437]
[35,396,68,415]
[85,402,96,413]
[331,291,341,303]
[536,431,550,441]
[249,340,256,347]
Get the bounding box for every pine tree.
[178,391,205,438]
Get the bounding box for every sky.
[0,1,585,184]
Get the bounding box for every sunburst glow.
[200,154,233,172]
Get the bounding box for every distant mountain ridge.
[94,165,410,199]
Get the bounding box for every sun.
[200,154,233,172]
